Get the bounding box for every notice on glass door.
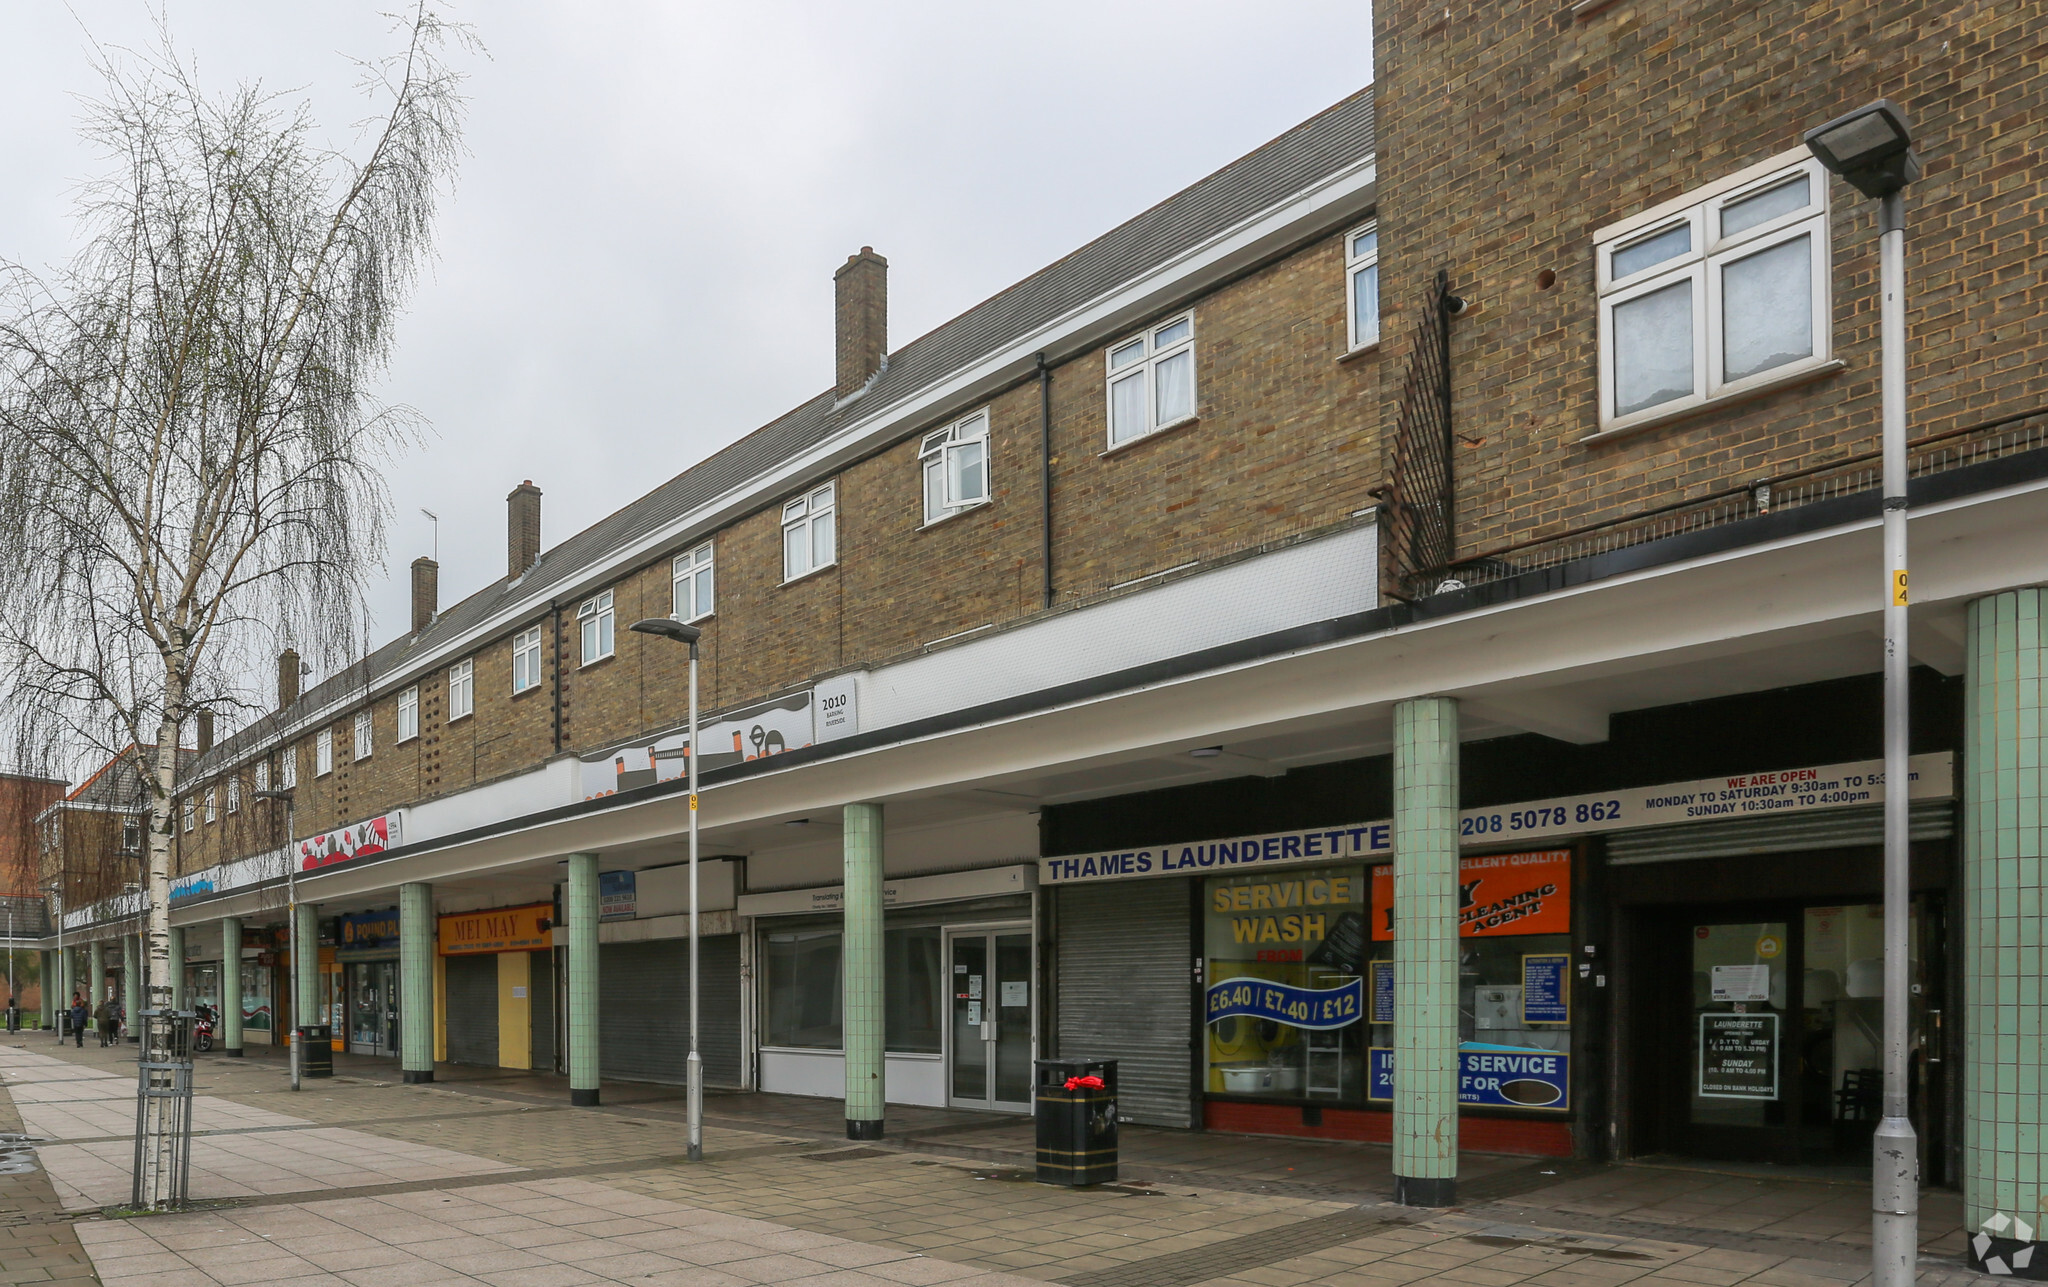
[1698,1012,1778,1099]
[1000,981,1028,1007]
[1710,964,1770,1002]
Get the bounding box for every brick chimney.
[834,247,888,399]
[278,648,301,710]
[411,557,439,634]
[195,711,214,755]
[508,481,542,580]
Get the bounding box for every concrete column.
[293,903,319,1035]
[169,926,186,1011]
[400,883,435,1084]
[1392,696,1460,1207]
[88,941,104,1007]
[221,917,243,1055]
[1963,589,2048,1250]
[40,951,53,1029]
[843,802,885,1139]
[565,855,600,1106]
[123,936,140,1042]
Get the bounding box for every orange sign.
[438,903,554,955]
[1371,849,1571,940]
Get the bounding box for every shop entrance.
[346,961,399,1057]
[1629,898,1942,1167]
[946,927,1032,1112]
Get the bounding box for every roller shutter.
[1057,879,1191,1128]
[1606,800,1954,866]
[444,954,499,1067]
[599,936,741,1087]
[530,950,556,1073]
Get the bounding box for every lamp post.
[1805,99,1921,1287]
[254,788,299,1091]
[45,881,63,1040]
[629,615,705,1162]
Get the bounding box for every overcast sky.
[0,2,1371,695]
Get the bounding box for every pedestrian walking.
[94,997,115,1047]
[68,995,86,1048]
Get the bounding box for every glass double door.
[947,929,1032,1112]
[347,961,399,1056]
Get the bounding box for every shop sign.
[1521,954,1570,1025]
[1205,976,1363,1030]
[1370,850,1570,940]
[438,903,554,955]
[600,870,637,921]
[337,909,401,951]
[1369,1044,1570,1110]
[1698,1013,1778,1099]
[299,813,401,872]
[1039,752,1953,886]
[577,674,859,801]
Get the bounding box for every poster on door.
[1371,850,1571,940]
[1698,1012,1779,1099]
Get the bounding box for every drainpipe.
[1037,352,1054,610]
[549,599,564,754]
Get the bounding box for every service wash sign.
[1038,752,1952,886]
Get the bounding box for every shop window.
[226,777,240,814]
[254,760,269,792]
[762,924,945,1054]
[204,788,217,823]
[1346,222,1380,350]
[781,482,837,582]
[354,710,373,760]
[448,658,474,721]
[1204,866,1369,1101]
[578,591,615,665]
[315,729,333,777]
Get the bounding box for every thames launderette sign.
[1038,752,1952,886]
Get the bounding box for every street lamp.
[254,788,300,1092]
[629,615,705,1162]
[1806,99,1920,1287]
[44,880,63,1041]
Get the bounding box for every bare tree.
[0,7,471,1022]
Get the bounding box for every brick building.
[34,7,2048,1266]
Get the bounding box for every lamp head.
[1804,99,1920,198]
[629,617,702,647]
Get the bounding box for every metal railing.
[131,1005,195,1210]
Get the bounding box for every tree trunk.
[147,672,184,1008]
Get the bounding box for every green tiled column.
[168,928,185,1011]
[400,884,435,1084]
[566,855,600,1106]
[1393,696,1460,1207]
[843,802,885,1139]
[1963,589,2048,1241]
[293,904,319,1031]
[221,917,243,1055]
[88,942,104,1008]
[40,951,53,1029]
[122,936,140,1043]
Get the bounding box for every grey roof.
[187,86,1376,785]
[67,748,184,810]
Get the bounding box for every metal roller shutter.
[1057,879,1191,1128]
[530,950,556,1073]
[599,936,741,1087]
[444,954,499,1067]
[1606,800,1954,866]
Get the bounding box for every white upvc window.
[448,658,474,721]
[204,788,217,823]
[513,626,544,693]
[315,729,333,777]
[281,747,297,789]
[181,800,193,833]
[920,411,991,524]
[671,543,714,622]
[398,685,420,742]
[1105,313,1196,447]
[227,777,240,814]
[781,482,837,582]
[354,710,373,760]
[1346,222,1381,350]
[577,591,615,665]
[254,760,269,793]
[1595,153,1832,436]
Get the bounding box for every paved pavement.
[0,1035,1984,1287]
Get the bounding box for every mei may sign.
[438,903,554,955]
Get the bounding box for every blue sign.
[1368,1043,1570,1111]
[337,908,401,951]
[1370,960,1395,1024]
[1522,953,1570,1025]
[599,870,637,921]
[1205,976,1363,1030]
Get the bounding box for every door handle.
[982,1020,994,1042]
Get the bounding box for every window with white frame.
[227,777,240,814]
[204,788,217,823]
[315,729,333,777]
[448,659,474,721]
[254,760,269,792]
[671,543,714,621]
[920,411,990,524]
[1346,222,1380,350]
[122,817,141,854]
[397,685,419,742]
[1105,313,1196,447]
[513,626,544,693]
[182,800,193,833]
[781,482,837,582]
[577,591,614,664]
[354,710,373,760]
[281,747,297,789]
[1596,154,1832,433]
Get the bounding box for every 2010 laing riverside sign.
[1037,752,1953,886]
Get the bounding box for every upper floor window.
[1106,313,1195,447]
[1346,222,1380,350]
[449,658,474,721]
[1596,154,1831,435]
[921,412,990,524]
[354,710,373,760]
[315,729,333,777]
[398,685,420,742]
[226,777,240,814]
[281,747,297,789]
[672,543,714,622]
[204,788,217,824]
[181,800,193,833]
[122,817,141,854]
[254,760,269,793]
[782,482,837,582]
[513,627,544,693]
[578,591,615,665]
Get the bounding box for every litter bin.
[296,1025,333,1078]
[1035,1058,1117,1186]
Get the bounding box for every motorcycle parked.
[192,1006,215,1053]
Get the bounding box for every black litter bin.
[1035,1058,1117,1186]
[296,1025,333,1078]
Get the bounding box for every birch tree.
[0,6,471,1006]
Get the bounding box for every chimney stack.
[411,557,439,634]
[834,247,888,400]
[278,648,301,710]
[195,711,214,755]
[508,481,542,580]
